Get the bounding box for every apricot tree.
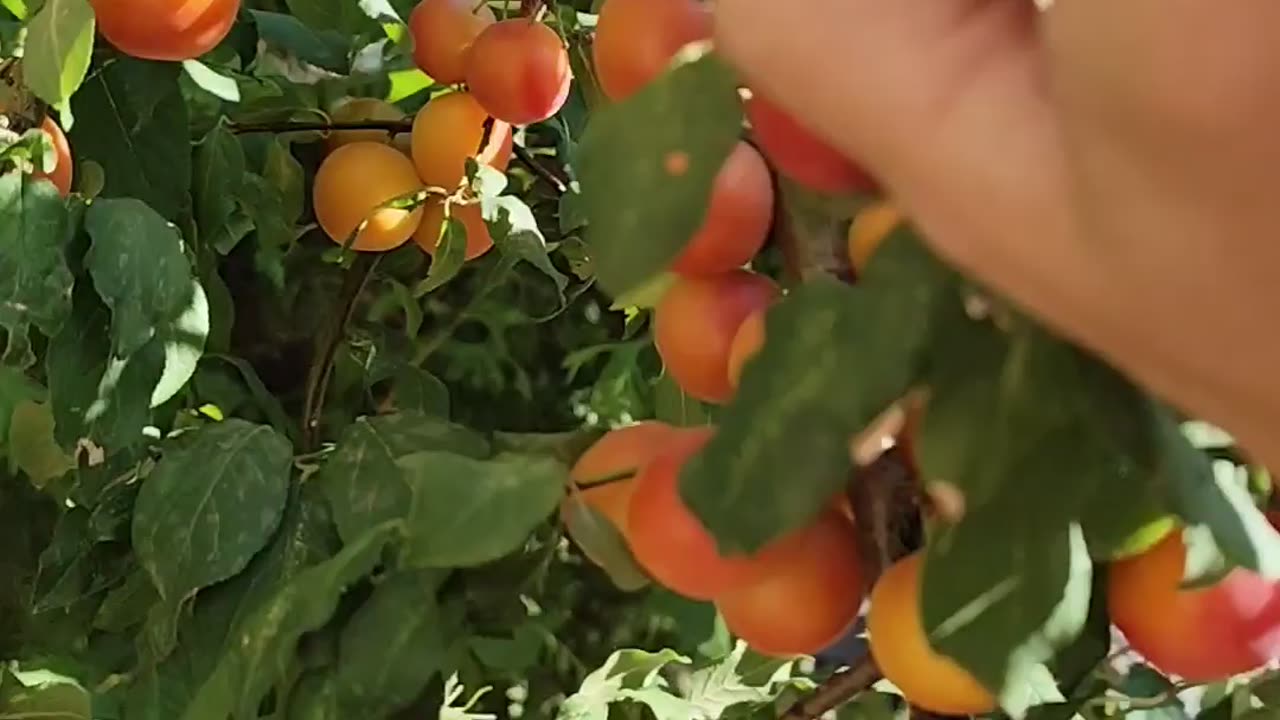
[1,0,1280,719]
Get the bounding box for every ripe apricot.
[1109,528,1280,681]
[90,0,239,61]
[33,117,72,197]
[465,19,571,125]
[407,0,495,85]
[412,201,493,261]
[627,426,813,600]
[868,552,996,716]
[717,510,864,657]
[669,142,774,276]
[560,421,679,538]
[312,142,425,252]
[654,270,779,404]
[411,91,513,190]
[326,98,408,153]
[848,202,904,272]
[745,92,876,195]
[726,306,766,391]
[593,0,711,101]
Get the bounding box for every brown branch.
[781,658,882,720]
[512,144,569,193]
[229,119,414,135]
[302,254,379,450]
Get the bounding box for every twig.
[302,255,379,450]
[781,658,882,720]
[513,144,569,193]
[229,119,413,135]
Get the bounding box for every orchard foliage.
[1,0,1280,719]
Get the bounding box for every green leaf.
[287,670,342,720]
[559,648,692,720]
[249,10,349,72]
[398,450,566,568]
[285,0,379,36]
[262,137,304,223]
[317,412,489,545]
[0,670,91,720]
[193,123,247,254]
[0,366,41,442]
[181,59,240,102]
[31,507,95,614]
[150,278,209,408]
[180,521,399,720]
[561,496,650,591]
[131,419,292,654]
[921,521,1094,718]
[415,215,468,296]
[333,569,451,716]
[21,0,94,110]
[576,53,743,297]
[681,642,811,719]
[385,366,450,417]
[8,399,74,484]
[681,232,957,552]
[0,172,74,338]
[69,58,190,221]
[483,194,569,295]
[84,197,195,357]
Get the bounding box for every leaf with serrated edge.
[132,419,292,607]
[398,450,565,568]
[317,412,489,544]
[0,173,73,338]
[558,648,691,720]
[576,54,742,297]
[21,0,94,109]
[179,522,398,720]
[483,195,569,295]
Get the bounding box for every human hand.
[714,0,1280,467]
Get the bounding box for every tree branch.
[512,144,570,193]
[781,658,882,720]
[229,119,413,135]
[302,255,379,451]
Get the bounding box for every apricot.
[627,426,814,600]
[33,117,72,197]
[326,98,408,153]
[1109,528,1280,681]
[411,91,513,190]
[412,201,494,261]
[560,421,679,540]
[90,0,239,61]
[717,510,864,657]
[848,201,904,272]
[465,19,571,125]
[745,92,876,195]
[726,306,766,391]
[312,142,425,252]
[868,552,996,716]
[407,0,495,85]
[669,142,774,276]
[592,0,712,101]
[654,270,779,404]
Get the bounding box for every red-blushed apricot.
[868,552,996,716]
[407,0,495,85]
[412,201,493,261]
[1109,528,1280,681]
[411,91,513,190]
[627,426,814,600]
[33,117,72,197]
[717,510,864,657]
[312,142,425,252]
[654,270,779,404]
[848,201,904,272]
[326,98,408,153]
[726,306,767,391]
[559,421,680,541]
[669,142,774,276]
[593,0,711,101]
[90,0,239,61]
[745,92,877,195]
[465,19,571,125]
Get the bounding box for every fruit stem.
[512,144,569,193]
[779,657,881,720]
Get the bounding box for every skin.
[90,0,239,61]
[312,142,424,252]
[714,0,1280,470]
[465,19,572,125]
[669,141,774,276]
[726,305,766,391]
[413,201,495,261]
[592,0,712,101]
[411,91,513,190]
[560,421,680,541]
[407,0,496,85]
[34,117,72,197]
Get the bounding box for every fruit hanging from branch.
[89,0,241,61]
[465,19,573,125]
[408,0,497,84]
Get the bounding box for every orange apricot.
[33,117,72,197]
[654,270,779,404]
[407,0,495,85]
[1109,527,1280,681]
[412,201,494,261]
[726,306,767,391]
[868,552,996,716]
[326,98,408,152]
[848,201,904,272]
[312,142,425,252]
[592,0,711,101]
[90,0,240,61]
[465,19,571,125]
[560,421,680,539]
[411,91,513,190]
[627,426,813,600]
[669,142,774,276]
[717,510,864,657]
[745,92,876,195]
